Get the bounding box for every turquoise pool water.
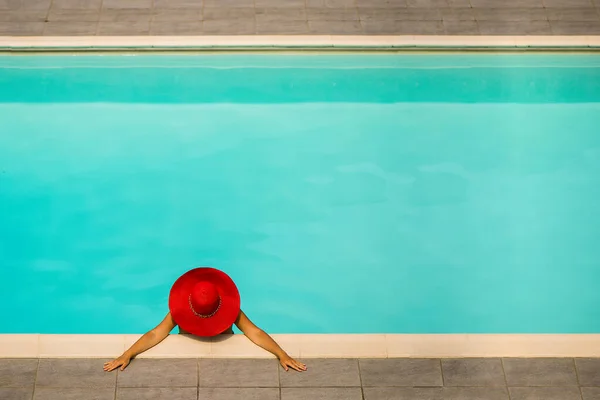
[1,54,600,334]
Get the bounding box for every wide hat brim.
[168,267,240,337]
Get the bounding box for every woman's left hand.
[279,355,307,372]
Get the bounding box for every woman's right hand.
[103,354,131,372]
[103,313,175,372]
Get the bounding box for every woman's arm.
[103,312,176,372]
[234,310,306,372]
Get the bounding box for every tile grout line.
[41,0,52,36]
[501,358,512,400]
[200,0,205,30]
[573,358,584,400]
[30,383,211,389]
[46,0,53,22]
[114,358,118,400]
[97,0,104,37]
[200,0,206,45]
[474,12,482,36]
[305,4,309,35]
[31,358,40,400]
[356,358,365,400]
[277,355,282,400]
[549,14,557,35]
[146,1,152,38]
[356,4,364,35]
[253,0,257,35]
[439,358,445,386]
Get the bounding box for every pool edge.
[1,38,599,360]
[0,35,599,51]
[2,334,600,358]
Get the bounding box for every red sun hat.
[168,267,241,337]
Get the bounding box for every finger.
[286,361,299,371]
[108,362,121,372]
[294,362,306,371]
[289,362,302,372]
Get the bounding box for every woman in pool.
[103,267,306,373]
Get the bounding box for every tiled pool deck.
[2,357,600,400]
[1,0,600,36]
[2,333,600,399]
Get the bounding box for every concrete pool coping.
[1,35,600,50]
[2,334,600,358]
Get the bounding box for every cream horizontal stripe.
[0,35,598,49]
[1,334,600,358]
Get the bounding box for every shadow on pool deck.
[1,357,600,399]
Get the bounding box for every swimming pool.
[1,54,599,335]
